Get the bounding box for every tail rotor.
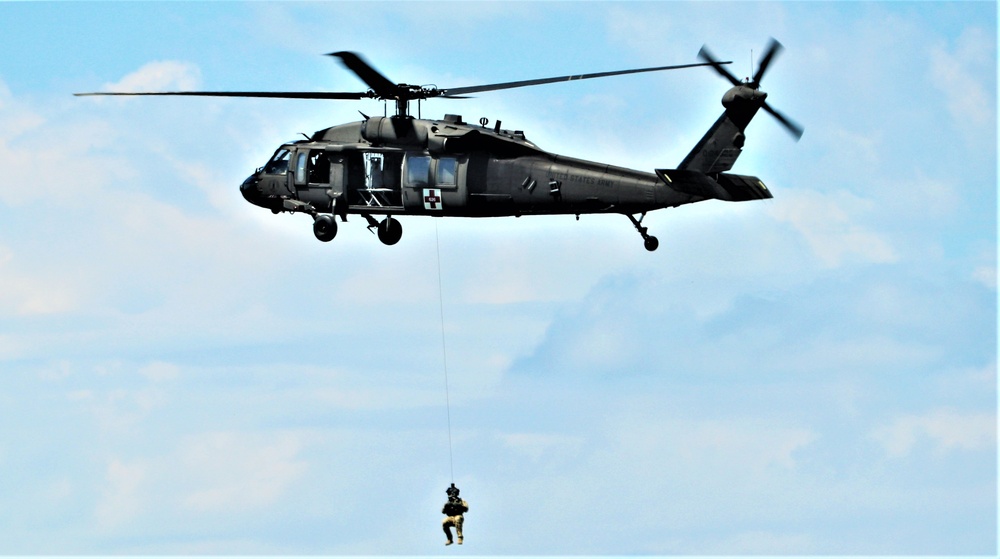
[699,38,803,140]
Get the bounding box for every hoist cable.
[435,221,455,483]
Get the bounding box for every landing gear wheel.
[627,213,659,252]
[377,217,403,245]
[313,215,337,242]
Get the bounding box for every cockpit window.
[263,149,290,174]
[405,154,431,187]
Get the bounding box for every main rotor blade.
[328,51,399,98]
[698,45,742,87]
[762,101,804,140]
[74,90,370,99]
[437,61,731,97]
[751,38,783,87]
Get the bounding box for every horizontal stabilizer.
[657,169,772,202]
[715,173,772,201]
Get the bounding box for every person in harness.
[441,483,469,545]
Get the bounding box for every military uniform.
[441,486,468,545]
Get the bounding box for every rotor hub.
[722,85,767,108]
[700,39,803,140]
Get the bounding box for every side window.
[263,149,290,174]
[436,157,457,186]
[294,152,308,185]
[405,154,431,187]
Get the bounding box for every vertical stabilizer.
[678,86,764,174]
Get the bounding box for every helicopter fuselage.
[241,115,688,215]
[240,113,760,249]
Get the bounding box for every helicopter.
[76,39,802,251]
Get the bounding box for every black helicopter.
[77,40,801,251]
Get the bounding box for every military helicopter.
[77,39,801,251]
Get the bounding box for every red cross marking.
[424,189,441,209]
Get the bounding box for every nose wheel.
[627,213,659,251]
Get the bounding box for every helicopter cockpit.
[263,148,290,174]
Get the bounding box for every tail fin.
[678,86,764,174]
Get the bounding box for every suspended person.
[441,483,469,545]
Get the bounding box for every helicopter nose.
[240,173,280,211]
[240,174,261,204]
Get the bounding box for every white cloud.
[441,217,643,305]
[0,79,45,139]
[704,530,816,555]
[929,26,996,146]
[673,419,818,472]
[767,189,898,267]
[95,458,147,530]
[309,384,441,411]
[858,173,965,252]
[138,361,179,383]
[89,387,168,433]
[972,264,996,289]
[101,61,202,93]
[480,405,826,553]
[606,407,819,482]
[827,127,882,167]
[0,244,81,316]
[872,409,996,457]
[499,432,584,463]
[65,364,174,434]
[176,431,308,512]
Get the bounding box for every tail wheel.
[313,215,337,242]
[377,217,402,245]
[627,213,659,252]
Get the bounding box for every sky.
[0,1,996,555]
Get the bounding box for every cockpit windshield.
[263,149,291,174]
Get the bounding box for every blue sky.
[0,1,995,555]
